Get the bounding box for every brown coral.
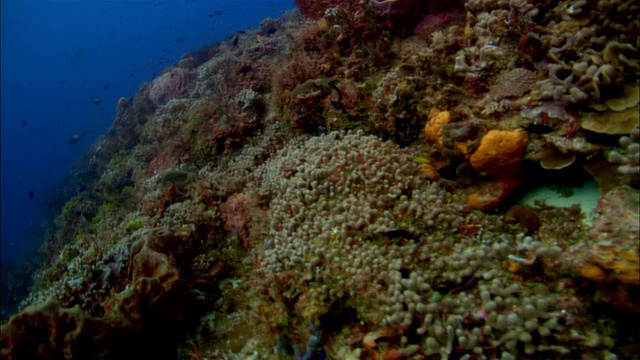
[466,175,522,210]
[489,68,537,100]
[0,229,187,359]
[221,193,253,250]
[0,301,117,360]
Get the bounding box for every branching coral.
[248,131,621,358]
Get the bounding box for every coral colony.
[1,0,639,359]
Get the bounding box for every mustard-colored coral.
[469,129,528,176]
[582,246,640,285]
[419,163,440,181]
[424,109,451,147]
[580,265,607,282]
[581,107,639,135]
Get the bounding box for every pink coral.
[148,68,195,106]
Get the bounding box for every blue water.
[1,0,294,290]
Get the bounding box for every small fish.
[68,134,81,144]
[92,98,101,104]
[21,121,27,128]
[28,189,35,199]
[103,84,109,91]
[175,36,186,44]
[68,130,88,145]
[78,185,87,193]
[208,9,226,17]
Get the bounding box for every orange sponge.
[469,129,528,176]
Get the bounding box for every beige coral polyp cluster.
[251,131,617,358]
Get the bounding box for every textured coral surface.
[1,1,639,359]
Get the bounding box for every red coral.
[294,0,346,19]
[370,0,464,36]
[148,67,196,106]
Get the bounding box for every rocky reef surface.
[1,1,639,359]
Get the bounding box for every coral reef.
[608,127,640,187]
[570,185,640,312]
[293,0,345,19]
[296,0,468,36]
[148,67,196,106]
[2,3,639,360]
[220,193,253,250]
[0,228,190,359]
